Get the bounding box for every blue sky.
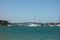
[0,0,60,23]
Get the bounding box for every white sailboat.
[29,24,38,27]
[57,24,60,26]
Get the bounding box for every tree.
[0,20,9,26]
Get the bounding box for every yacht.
[29,24,38,27]
[57,24,60,26]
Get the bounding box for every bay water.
[0,26,60,40]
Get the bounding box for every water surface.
[0,26,60,40]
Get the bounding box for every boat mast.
[33,12,36,22]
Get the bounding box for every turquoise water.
[0,26,60,40]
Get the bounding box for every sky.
[0,0,60,23]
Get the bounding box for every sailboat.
[28,13,41,27]
[29,23,38,27]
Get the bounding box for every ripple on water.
[0,26,60,40]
